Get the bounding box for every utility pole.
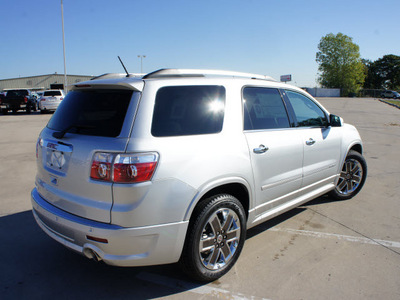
[61,0,68,92]
[137,55,146,73]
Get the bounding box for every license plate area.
[44,140,73,175]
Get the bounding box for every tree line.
[316,33,400,96]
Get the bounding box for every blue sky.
[1,0,399,87]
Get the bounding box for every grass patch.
[385,99,400,106]
[380,99,400,109]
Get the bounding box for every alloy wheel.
[199,208,241,270]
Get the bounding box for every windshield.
[47,89,133,137]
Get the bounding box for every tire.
[1,109,8,115]
[329,150,367,200]
[180,194,246,282]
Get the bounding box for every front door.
[284,90,341,189]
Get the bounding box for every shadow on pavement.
[0,211,192,299]
[1,196,332,299]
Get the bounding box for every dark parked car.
[1,89,37,114]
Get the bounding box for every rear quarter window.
[47,89,133,137]
[151,86,225,137]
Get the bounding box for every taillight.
[36,138,43,159]
[90,153,113,181]
[24,97,28,103]
[113,153,158,183]
[90,152,158,183]
[60,97,64,101]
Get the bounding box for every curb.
[379,99,400,109]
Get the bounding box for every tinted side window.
[285,91,328,127]
[243,87,290,130]
[47,89,133,137]
[151,86,225,137]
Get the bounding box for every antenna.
[118,56,130,77]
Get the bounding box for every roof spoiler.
[90,73,145,81]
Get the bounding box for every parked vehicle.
[381,90,400,99]
[32,91,44,110]
[39,90,65,113]
[1,89,36,114]
[31,69,367,281]
[0,93,5,105]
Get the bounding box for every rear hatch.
[42,90,63,102]
[35,81,143,223]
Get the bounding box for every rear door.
[36,88,140,223]
[243,87,303,216]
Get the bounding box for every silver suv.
[39,89,65,113]
[381,90,400,99]
[32,69,367,281]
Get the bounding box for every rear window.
[47,89,133,137]
[7,90,29,97]
[151,86,225,137]
[44,91,62,96]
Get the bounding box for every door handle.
[253,145,269,154]
[306,138,316,146]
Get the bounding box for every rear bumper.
[31,188,188,266]
[1,103,27,110]
[39,102,59,111]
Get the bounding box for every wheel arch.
[337,142,363,176]
[184,179,251,223]
[349,143,363,155]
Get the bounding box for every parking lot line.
[269,227,400,249]
[136,272,270,300]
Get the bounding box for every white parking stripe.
[136,272,270,300]
[135,229,399,298]
[269,227,400,249]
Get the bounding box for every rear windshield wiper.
[52,124,95,139]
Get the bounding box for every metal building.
[0,73,93,92]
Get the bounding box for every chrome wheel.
[336,158,363,196]
[180,194,246,281]
[199,208,241,270]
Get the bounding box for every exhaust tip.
[83,248,102,262]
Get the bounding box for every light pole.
[61,0,67,92]
[137,55,146,73]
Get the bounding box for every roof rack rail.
[142,69,276,81]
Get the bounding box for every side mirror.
[329,114,342,127]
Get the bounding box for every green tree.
[316,33,366,96]
[364,54,400,90]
